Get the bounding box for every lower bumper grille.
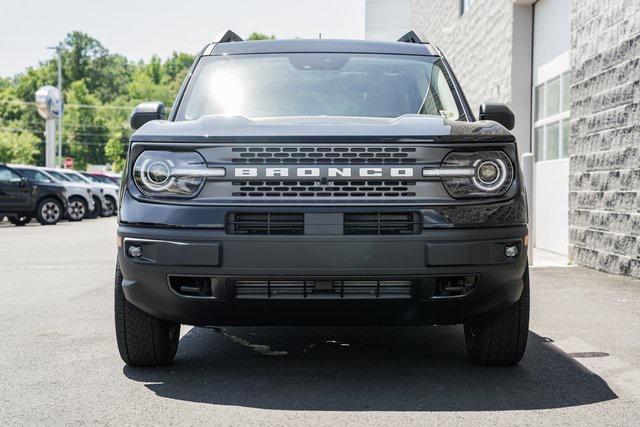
[226,212,422,235]
[234,279,414,299]
[344,212,421,235]
[226,213,304,235]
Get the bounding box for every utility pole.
[47,46,63,167]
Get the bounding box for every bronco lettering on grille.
[234,167,416,179]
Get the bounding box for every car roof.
[207,38,437,57]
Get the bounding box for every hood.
[131,115,515,143]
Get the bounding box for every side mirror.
[20,177,28,187]
[130,101,165,130]
[478,103,515,130]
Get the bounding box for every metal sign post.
[35,86,63,168]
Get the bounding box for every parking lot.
[1,217,639,425]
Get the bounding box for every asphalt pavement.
[1,217,639,425]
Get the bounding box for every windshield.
[177,53,464,120]
[62,172,88,184]
[47,171,70,182]
[17,169,53,183]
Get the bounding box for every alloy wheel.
[68,200,86,220]
[102,199,115,216]
[41,202,61,223]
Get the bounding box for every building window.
[533,71,571,162]
[460,0,474,15]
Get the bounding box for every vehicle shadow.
[123,326,617,411]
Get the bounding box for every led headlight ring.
[139,158,175,192]
[471,158,507,192]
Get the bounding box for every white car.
[42,168,109,218]
[60,169,118,217]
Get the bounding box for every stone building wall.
[410,0,514,114]
[569,0,640,277]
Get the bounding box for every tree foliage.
[247,32,276,40]
[0,130,40,164]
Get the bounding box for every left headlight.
[132,150,224,198]
[423,150,514,198]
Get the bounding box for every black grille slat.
[234,280,414,299]
[344,213,421,235]
[226,213,304,235]
[230,146,418,164]
[231,180,416,198]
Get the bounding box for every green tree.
[247,32,276,40]
[57,31,133,103]
[63,80,109,170]
[0,130,40,164]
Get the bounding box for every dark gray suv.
[0,164,67,226]
[115,31,529,367]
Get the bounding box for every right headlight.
[132,150,224,198]
[423,150,514,198]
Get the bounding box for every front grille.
[231,146,417,164]
[226,213,304,235]
[231,180,417,198]
[234,279,414,299]
[344,212,422,235]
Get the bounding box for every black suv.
[0,164,67,226]
[115,32,529,367]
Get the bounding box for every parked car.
[43,168,117,217]
[41,168,103,219]
[0,163,67,225]
[12,165,95,221]
[115,32,529,367]
[77,172,120,216]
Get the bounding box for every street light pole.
[47,46,63,167]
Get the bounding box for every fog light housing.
[128,245,143,258]
[504,244,519,258]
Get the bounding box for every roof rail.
[398,31,427,44]
[213,30,243,43]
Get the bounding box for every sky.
[0,0,366,77]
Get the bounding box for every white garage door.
[532,0,571,257]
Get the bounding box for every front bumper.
[117,224,528,326]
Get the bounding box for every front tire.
[114,262,180,367]
[84,196,101,219]
[101,196,116,217]
[464,266,530,366]
[67,197,88,221]
[36,198,63,225]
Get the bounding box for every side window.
[420,62,461,120]
[20,169,52,183]
[0,167,23,184]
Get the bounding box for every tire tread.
[114,263,179,367]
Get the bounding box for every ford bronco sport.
[115,31,529,367]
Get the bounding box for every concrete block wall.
[410,0,514,115]
[569,0,640,277]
